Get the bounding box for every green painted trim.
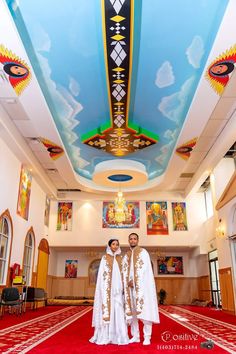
[100,120,112,133]
[127,122,159,141]
[139,128,159,141]
[81,120,113,142]
[127,121,138,132]
[81,128,100,142]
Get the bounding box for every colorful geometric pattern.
[82,0,158,156]
[160,306,236,353]
[175,137,198,160]
[0,306,92,353]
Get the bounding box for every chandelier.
[114,191,127,223]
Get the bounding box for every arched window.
[22,228,35,285]
[0,211,12,285]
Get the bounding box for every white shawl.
[92,246,123,328]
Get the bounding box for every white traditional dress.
[89,246,129,345]
[123,246,159,341]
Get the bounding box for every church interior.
[1,0,236,352]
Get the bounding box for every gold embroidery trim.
[102,254,123,322]
[124,246,145,316]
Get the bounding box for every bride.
[89,239,129,345]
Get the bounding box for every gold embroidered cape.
[123,246,160,323]
[92,253,122,326]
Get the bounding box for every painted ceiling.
[2,0,232,190]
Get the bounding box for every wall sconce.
[216,219,225,238]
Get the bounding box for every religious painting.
[65,260,78,278]
[158,256,183,275]
[44,196,50,227]
[57,202,73,231]
[0,44,31,95]
[205,44,236,95]
[16,165,32,220]
[102,201,140,228]
[172,202,188,231]
[146,202,168,235]
[38,137,64,160]
[175,138,198,160]
[89,259,101,286]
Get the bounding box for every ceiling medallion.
[92,159,148,188]
[82,0,158,156]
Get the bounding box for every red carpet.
[0,306,91,353]
[0,305,235,353]
[179,305,236,325]
[28,307,231,354]
[159,306,236,353]
[0,306,67,330]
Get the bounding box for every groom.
[123,233,159,345]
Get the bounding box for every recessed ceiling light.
[47,168,58,173]
[27,137,40,144]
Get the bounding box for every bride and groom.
[89,233,159,346]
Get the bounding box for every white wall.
[0,136,48,279]
[215,196,236,312]
[49,249,205,278]
[213,158,235,203]
[52,251,103,277]
[202,158,235,268]
[48,192,208,249]
[48,247,58,276]
[217,197,236,269]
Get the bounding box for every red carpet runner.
[0,306,91,353]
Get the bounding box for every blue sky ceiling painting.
[7,0,229,181]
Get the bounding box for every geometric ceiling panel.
[82,1,158,157]
[5,0,230,189]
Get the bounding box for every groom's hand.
[128,280,134,288]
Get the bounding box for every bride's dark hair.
[108,239,119,247]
